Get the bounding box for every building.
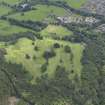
[18,3,31,11]
[57,16,99,25]
[57,16,71,23]
[8,96,19,105]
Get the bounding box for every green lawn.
[0,20,31,36]
[9,4,68,21]
[5,38,84,82]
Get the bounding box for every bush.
[64,45,71,53]
[33,55,36,60]
[34,46,39,51]
[41,63,48,73]
[53,43,60,48]
[43,49,56,60]
[32,42,35,45]
[25,54,30,59]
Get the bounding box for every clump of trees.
[25,54,31,59]
[8,18,47,32]
[41,63,48,73]
[43,48,56,61]
[53,43,60,48]
[64,45,71,53]
[34,46,39,51]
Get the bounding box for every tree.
[43,48,56,61]
[53,43,60,48]
[64,45,71,53]
[25,54,30,59]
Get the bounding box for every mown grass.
[0,20,31,36]
[40,25,73,38]
[9,4,68,21]
[5,38,84,82]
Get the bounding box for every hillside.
[0,0,105,105]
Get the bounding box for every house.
[57,16,99,25]
[18,3,31,11]
[85,17,98,24]
[97,24,105,32]
[21,3,29,9]
[57,17,71,23]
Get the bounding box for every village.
[57,15,100,25]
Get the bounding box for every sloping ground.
[5,38,84,82]
[1,0,103,104]
[40,25,73,38]
[81,0,105,15]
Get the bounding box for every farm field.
[0,5,12,16]
[0,0,22,5]
[0,20,31,36]
[8,4,69,21]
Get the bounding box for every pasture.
[0,5,12,16]
[8,4,68,21]
[0,0,22,5]
[0,20,31,36]
[5,38,84,82]
[40,25,73,38]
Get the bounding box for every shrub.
[25,54,30,59]
[53,43,60,48]
[43,49,56,60]
[34,46,39,51]
[64,45,71,53]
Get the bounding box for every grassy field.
[65,0,87,8]
[50,0,87,8]
[40,25,73,38]
[8,4,68,21]
[0,20,31,36]
[0,5,12,16]
[0,0,22,5]
[5,38,84,82]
